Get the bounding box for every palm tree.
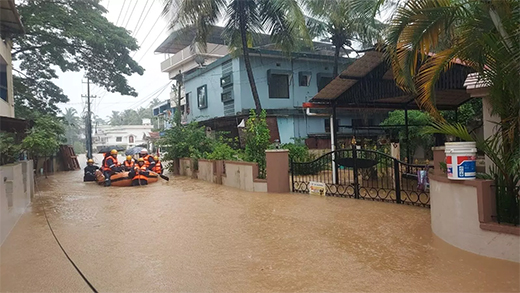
[304,0,385,77]
[62,107,80,145]
[385,0,519,223]
[163,0,310,114]
[62,107,79,128]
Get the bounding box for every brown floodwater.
[1,165,519,292]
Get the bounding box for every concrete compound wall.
[430,177,519,263]
[0,161,34,245]
[197,160,216,183]
[179,158,194,177]
[221,161,267,193]
[180,159,268,193]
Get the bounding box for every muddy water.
[1,169,519,292]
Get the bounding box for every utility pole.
[82,78,96,159]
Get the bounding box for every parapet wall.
[0,161,34,245]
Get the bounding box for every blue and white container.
[445,142,477,180]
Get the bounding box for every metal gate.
[291,146,430,207]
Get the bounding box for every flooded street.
[1,169,519,292]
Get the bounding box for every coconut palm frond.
[423,122,473,142]
[414,48,457,121]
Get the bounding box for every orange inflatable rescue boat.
[95,170,159,187]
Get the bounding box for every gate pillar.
[266,149,290,193]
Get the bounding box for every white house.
[92,119,153,151]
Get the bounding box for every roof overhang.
[0,116,31,133]
[155,26,229,54]
[1,0,24,37]
[308,49,474,111]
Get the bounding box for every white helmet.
[140,148,148,154]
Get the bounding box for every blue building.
[155,27,386,148]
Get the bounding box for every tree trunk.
[238,0,262,115]
[43,156,48,179]
[333,44,341,77]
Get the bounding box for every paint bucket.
[444,142,477,180]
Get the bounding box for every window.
[185,92,191,114]
[317,73,334,91]
[324,119,340,133]
[299,71,311,87]
[116,137,122,142]
[197,85,207,109]
[0,64,7,102]
[268,74,290,99]
[221,90,233,102]
[220,73,233,87]
[129,136,134,143]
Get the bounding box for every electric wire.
[120,0,133,27]
[123,0,139,29]
[132,0,154,38]
[115,0,127,26]
[35,181,99,293]
[136,25,168,63]
[131,15,163,58]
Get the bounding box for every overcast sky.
[56,0,172,121]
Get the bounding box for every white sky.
[56,0,172,121]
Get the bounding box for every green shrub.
[244,110,270,178]
[204,139,238,161]
[0,132,21,165]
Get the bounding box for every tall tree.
[163,0,310,114]
[305,0,385,77]
[61,107,85,153]
[13,0,145,119]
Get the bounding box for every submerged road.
[1,169,519,292]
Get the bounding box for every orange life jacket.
[124,160,134,169]
[142,154,152,168]
[104,156,119,171]
[132,165,148,181]
[153,161,162,174]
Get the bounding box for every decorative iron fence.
[494,184,520,225]
[291,146,430,207]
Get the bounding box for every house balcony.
[160,43,228,79]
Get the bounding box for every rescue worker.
[152,156,162,174]
[129,158,149,186]
[123,155,135,171]
[139,149,156,171]
[103,149,121,186]
[83,159,99,182]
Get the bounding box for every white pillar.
[330,115,336,184]
[482,96,500,172]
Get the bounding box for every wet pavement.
[1,168,519,292]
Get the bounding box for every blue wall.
[182,53,381,142]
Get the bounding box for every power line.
[120,0,133,28]
[131,14,163,58]
[137,25,168,63]
[129,81,172,109]
[131,0,152,37]
[123,0,139,29]
[115,0,127,26]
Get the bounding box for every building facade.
[0,0,24,118]
[155,27,385,147]
[92,121,153,151]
